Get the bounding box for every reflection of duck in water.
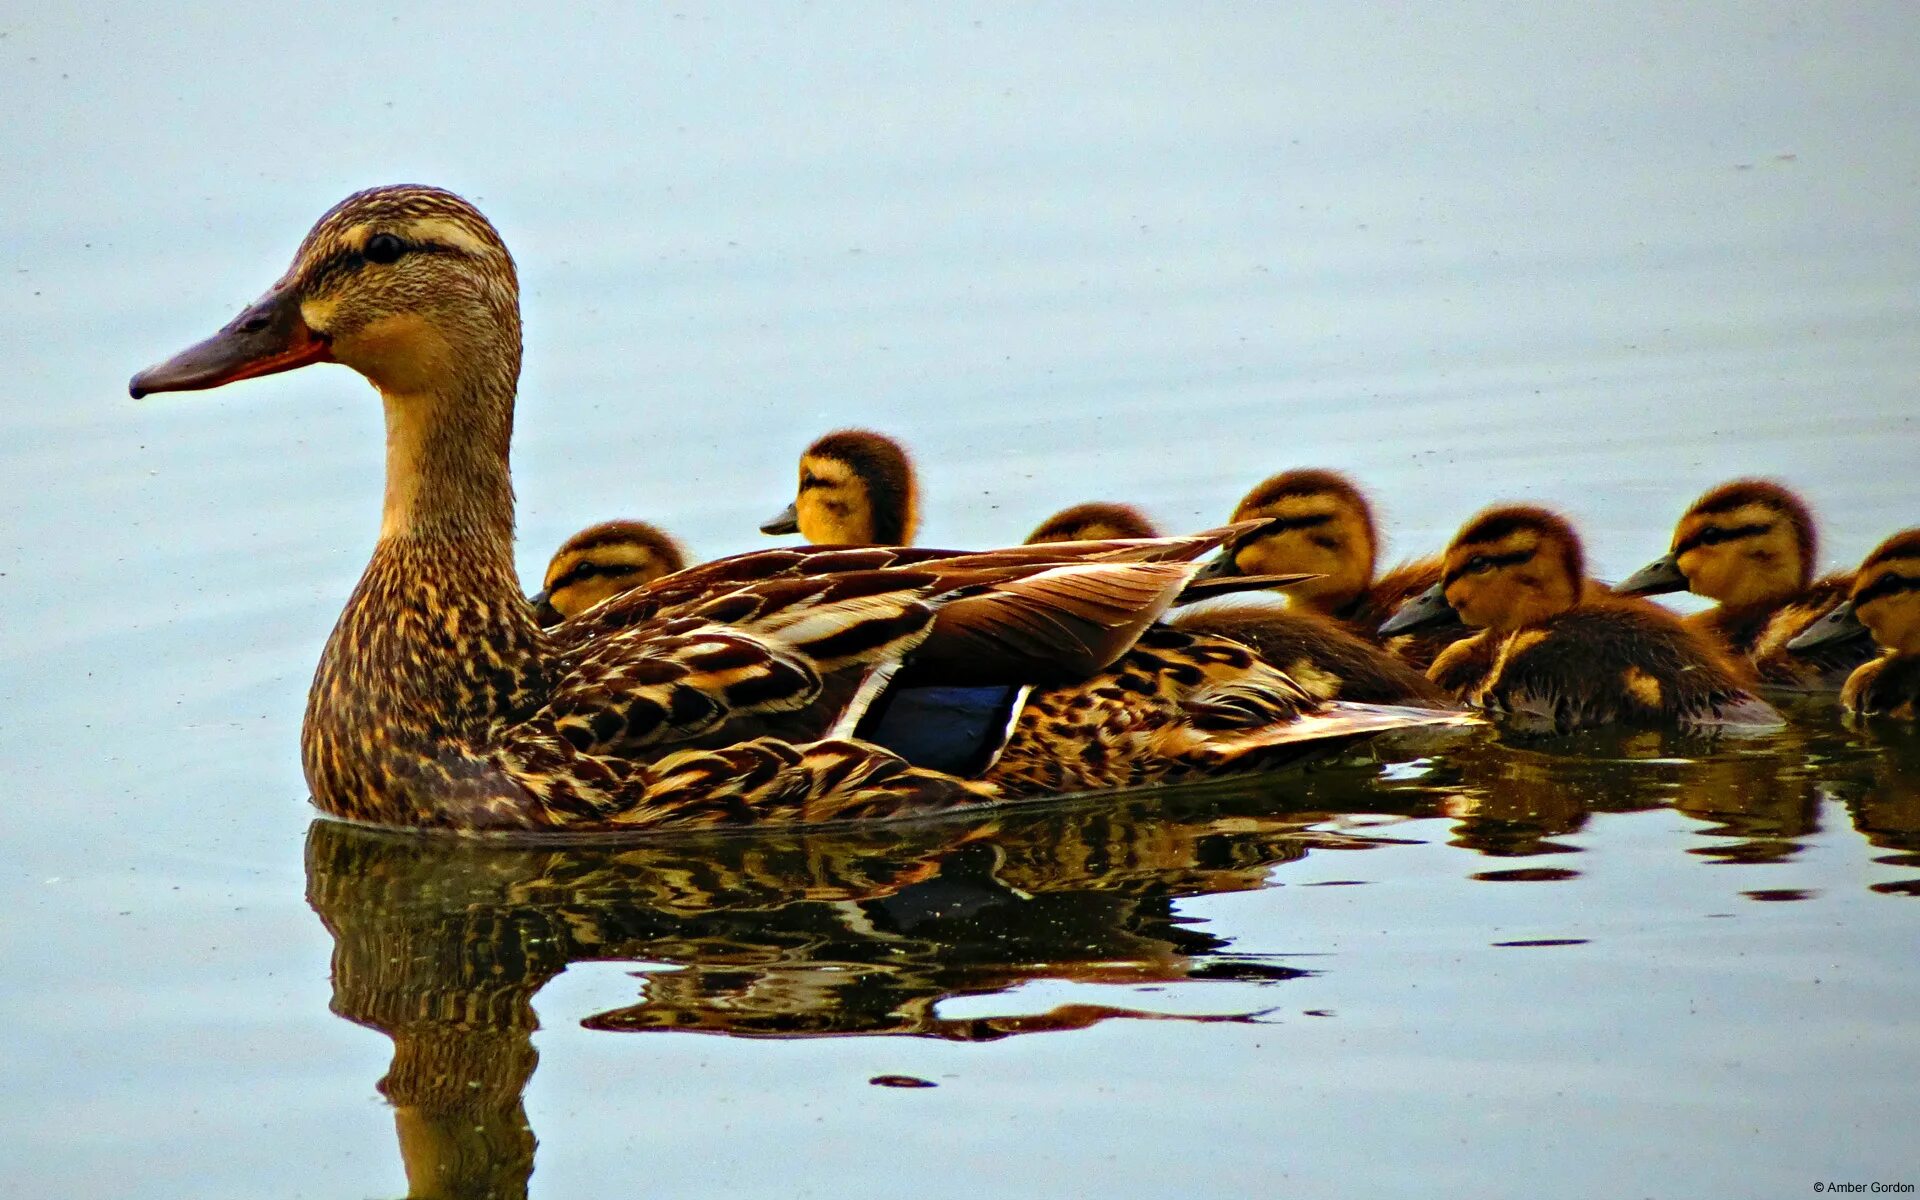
[305,789,1399,1196]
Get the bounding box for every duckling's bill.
[1787,599,1868,652]
[1615,551,1687,597]
[760,502,800,535]
[129,287,333,398]
[1379,582,1462,636]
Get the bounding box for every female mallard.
[760,429,918,545]
[1790,529,1920,719]
[1200,469,1465,667]
[1615,479,1872,689]
[529,519,688,626]
[1027,503,1162,544]
[1381,505,1781,733]
[130,185,1462,831]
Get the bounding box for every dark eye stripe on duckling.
[548,559,652,591]
[1442,548,1533,585]
[1854,571,1920,607]
[1673,522,1772,554]
[1256,512,1336,533]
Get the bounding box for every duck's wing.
[533,558,1209,760]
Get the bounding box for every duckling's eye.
[1465,556,1494,575]
[1697,527,1727,546]
[364,233,407,265]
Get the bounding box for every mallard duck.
[1380,505,1781,732]
[1615,479,1872,689]
[1789,529,1920,719]
[1201,469,1465,668]
[1027,502,1162,544]
[760,429,918,545]
[529,519,687,626]
[129,185,1463,831]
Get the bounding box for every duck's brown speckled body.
[131,185,1463,831]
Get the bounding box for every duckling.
[1204,469,1463,666]
[1027,503,1162,544]
[1789,529,1920,719]
[761,429,919,545]
[529,519,688,626]
[1380,505,1780,733]
[1616,479,1871,689]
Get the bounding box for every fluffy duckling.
[761,429,919,546]
[1790,529,1920,719]
[1206,469,1462,665]
[1027,502,1162,545]
[1616,479,1870,689]
[529,519,688,626]
[1382,505,1780,733]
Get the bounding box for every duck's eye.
[1466,555,1494,575]
[364,233,407,265]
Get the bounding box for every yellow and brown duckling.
[529,519,688,626]
[761,429,919,546]
[1027,502,1162,545]
[130,184,1461,832]
[1790,529,1920,719]
[1203,469,1464,667]
[1382,505,1781,733]
[1616,479,1871,689]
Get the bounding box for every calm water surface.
[2,4,1917,1197]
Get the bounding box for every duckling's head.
[1438,505,1586,632]
[760,429,918,545]
[131,185,519,402]
[1026,502,1162,544]
[1620,480,1816,609]
[1849,529,1920,654]
[529,520,688,626]
[1220,470,1376,611]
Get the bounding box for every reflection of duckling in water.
[1617,479,1872,689]
[1791,528,1920,719]
[1382,505,1781,733]
[1027,502,1163,544]
[528,518,688,626]
[760,428,920,545]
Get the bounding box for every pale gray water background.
[2,3,1918,1197]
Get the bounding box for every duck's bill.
[1615,552,1687,597]
[129,287,331,399]
[759,502,800,535]
[1786,599,1868,652]
[1379,582,1462,637]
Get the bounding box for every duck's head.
[1792,529,1920,656]
[1213,470,1376,611]
[1387,505,1585,636]
[528,520,688,626]
[760,429,918,546]
[1618,480,1816,609]
[1026,502,1162,544]
[130,185,519,403]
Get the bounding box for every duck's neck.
[303,353,549,826]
